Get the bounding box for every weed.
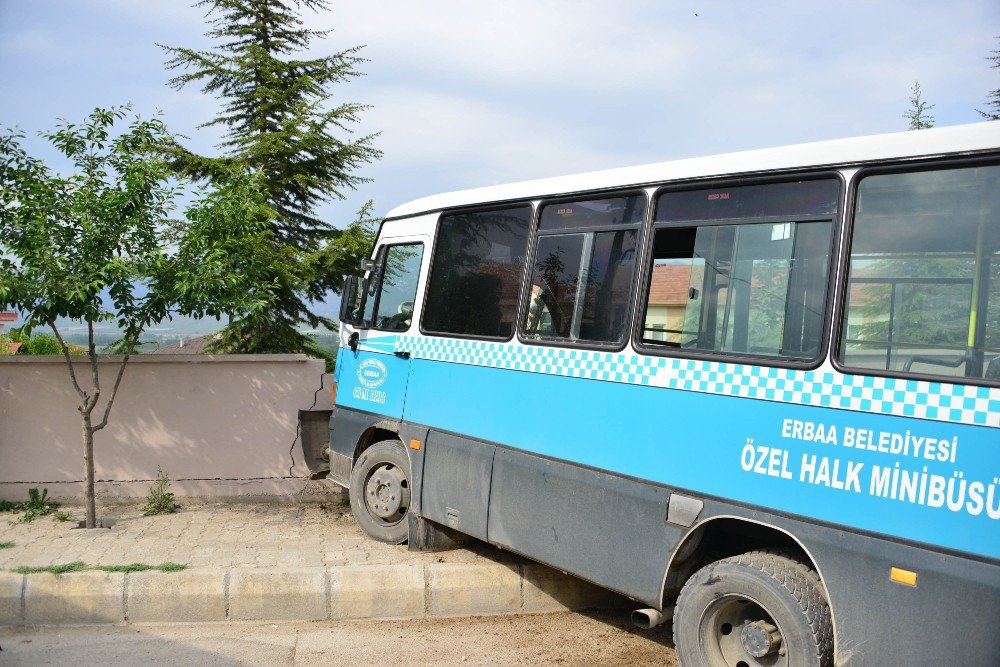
[0,541,13,549]
[157,562,186,572]
[13,561,87,575]
[143,467,180,516]
[1,487,60,523]
[54,511,75,522]
[97,562,154,573]
[96,562,187,573]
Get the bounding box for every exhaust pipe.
[631,607,673,629]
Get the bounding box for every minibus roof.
[384,122,1000,220]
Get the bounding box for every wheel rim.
[698,595,789,667]
[363,462,410,526]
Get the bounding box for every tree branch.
[91,335,135,432]
[80,319,101,415]
[48,319,88,405]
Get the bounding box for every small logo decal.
[357,358,388,389]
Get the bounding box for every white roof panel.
[384,122,1000,219]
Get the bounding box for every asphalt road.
[0,610,678,666]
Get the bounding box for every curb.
[0,562,629,626]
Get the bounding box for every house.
[153,334,218,354]
[644,263,700,343]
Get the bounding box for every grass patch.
[0,541,14,549]
[96,562,154,573]
[96,562,187,573]
[12,561,87,575]
[157,562,186,572]
[54,511,75,522]
[9,560,187,575]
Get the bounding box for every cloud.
[1,27,60,56]
[312,0,697,91]
[360,87,645,182]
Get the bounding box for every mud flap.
[298,409,333,478]
[407,512,471,552]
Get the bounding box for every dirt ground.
[0,610,678,666]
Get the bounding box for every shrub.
[5,331,84,355]
[143,467,180,516]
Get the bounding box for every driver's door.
[335,234,428,420]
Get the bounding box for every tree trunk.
[82,415,97,529]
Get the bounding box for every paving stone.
[330,564,424,620]
[0,502,621,626]
[228,568,327,621]
[426,563,522,617]
[24,571,124,624]
[127,570,226,623]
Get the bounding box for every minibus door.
[334,236,427,421]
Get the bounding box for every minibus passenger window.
[642,221,832,360]
[525,230,637,343]
[839,164,999,382]
[643,180,838,362]
[524,194,644,345]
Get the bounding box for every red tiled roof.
[4,342,21,354]
[648,264,694,306]
[0,312,17,323]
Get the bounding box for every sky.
[0,0,998,328]
[2,0,998,225]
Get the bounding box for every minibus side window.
[839,164,999,382]
[523,195,644,345]
[641,179,838,362]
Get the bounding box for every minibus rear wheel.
[349,440,411,544]
[673,551,832,667]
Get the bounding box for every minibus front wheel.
[673,551,832,667]
[349,439,411,544]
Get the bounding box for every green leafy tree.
[160,0,380,358]
[850,257,973,357]
[978,36,1000,121]
[904,81,935,130]
[0,106,277,528]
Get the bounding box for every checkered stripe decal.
[394,336,1000,427]
[663,359,998,427]
[400,337,662,385]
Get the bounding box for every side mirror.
[339,274,367,327]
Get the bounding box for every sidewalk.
[0,498,627,625]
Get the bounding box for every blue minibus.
[322,123,999,666]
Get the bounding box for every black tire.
[349,440,411,544]
[673,551,833,667]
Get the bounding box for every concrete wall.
[0,355,333,502]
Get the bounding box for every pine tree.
[160,0,380,356]
[903,81,935,130]
[978,36,999,121]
